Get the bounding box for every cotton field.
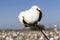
[0,29,60,40]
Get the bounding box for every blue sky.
[0,0,60,29]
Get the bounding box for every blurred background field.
[0,28,60,40]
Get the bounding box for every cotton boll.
[39,36,44,40]
[54,36,59,40]
[18,5,42,27]
[5,36,13,40]
[49,37,54,40]
[18,8,39,24]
